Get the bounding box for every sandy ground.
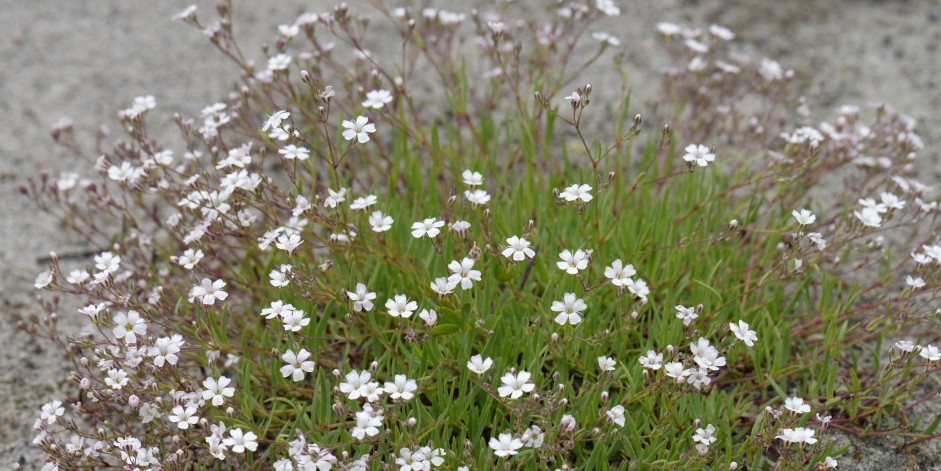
[1,0,939,468]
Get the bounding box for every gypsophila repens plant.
[21,1,941,470]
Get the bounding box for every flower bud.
[600,391,609,403]
[332,402,345,417]
[551,333,559,342]
[729,462,738,470]
[128,395,140,409]
[561,414,576,432]
[80,378,90,390]
[406,417,417,427]
[729,219,739,229]
[80,357,89,367]
[333,369,341,379]
[370,361,379,372]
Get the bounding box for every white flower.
[627,278,650,301]
[760,58,784,82]
[280,349,316,382]
[347,283,377,312]
[350,195,378,211]
[604,259,635,287]
[467,355,494,376]
[792,208,816,226]
[464,189,491,205]
[895,340,917,353]
[368,211,394,232]
[449,220,471,237]
[32,270,53,289]
[362,89,393,109]
[551,293,587,325]
[881,192,905,210]
[854,207,882,228]
[270,264,292,287]
[919,344,941,361]
[325,188,347,208]
[281,309,310,332]
[606,405,626,427]
[675,305,698,326]
[267,53,292,71]
[462,170,484,186]
[202,376,236,406]
[189,278,228,305]
[112,310,147,344]
[559,184,593,202]
[385,294,418,318]
[708,24,735,40]
[430,277,457,296]
[448,257,482,290]
[690,337,726,371]
[350,407,383,439]
[411,218,445,238]
[784,397,811,414]
[502,236,535,261]
[419,309,437,326]
[592,32,621,47]
[105,369,129,389]
[664,362,688,380]
[807,232,827,250]
[521,425,545,448]
[489,433,524,457]
[224,428,258,453]
[168,405,199,430]
[497,370,535,399]
[776,427,817,445]
[906,276,926,289]
[692,424,717,445]
[729,320,757,346]
[279,144,309,161]
[597,356,616,371]
[683,144,715,167]
[275,233,303,254]
[339,370,382,401]
[149,335,183,367]
[638,350,663,370]
[40,401,64,424]
[342,116,376,143]
[65,269,90,285]
[563,90,583,106]
[824,456,838,469]
[178,249,204,269]
[557,249,589,274]
[595,0,620,16]
[383,375,417,401]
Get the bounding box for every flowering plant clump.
[21,2,941,470]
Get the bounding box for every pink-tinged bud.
[80,357,89,367]
[406,417,417,427]
[226,407,235,418]
[128,395,140,409]
[80,378,91,390]
[600,391,609,403]
[561,414,576,432]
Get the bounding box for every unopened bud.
[729,219,739,229]
[561,414,576,432]
[600,391,609,403]
[406,417,417,427]
[300,70,311,83]
[729,462,738,470]
[333,369,341,379]
[80,357,89,367]
[128,395,140,409]
[369,361,379,372]
[80,378,90,390]
[332,402,345,417]
[551,333,559,342]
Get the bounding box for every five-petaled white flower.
[682,144,715,167]
[598,356,616,371]
[448,257,482,290]
[368,211,394,232]
[784,397,811,414]
[606,405,626,427]
[411,218,445,238]
[224,428,258,454]
[557,249,589,275]
[362,89,393,109]
[280,349,316,382]
[675,305,698,326]
[430,277,457,296]
[202,376,236,406]
[792,208,816,226]
[40,400,65,424]
[497,370,535,399]
[168,405,199,430]
[385,294,418,318]
[342,116,376,143]
[350,195,378,211]
[489,433,524,457]
[383,375,418,401]
[112,310,147,344]
[464,189,491,205]
[854,207,882,228]
[462,170,484,186]
[559,184,593,202]
[919,344,941,361]
[467,354,494,376]
[776,427,817,445]
[551,293,587,325]
[729,320,758,346]
[692,424,717,445]
[604,259,635,287]
[325,188,347,208]
[190,278,228,305]
[348,283,377,312]
[639,350,664,370]
[503,236,536,261]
